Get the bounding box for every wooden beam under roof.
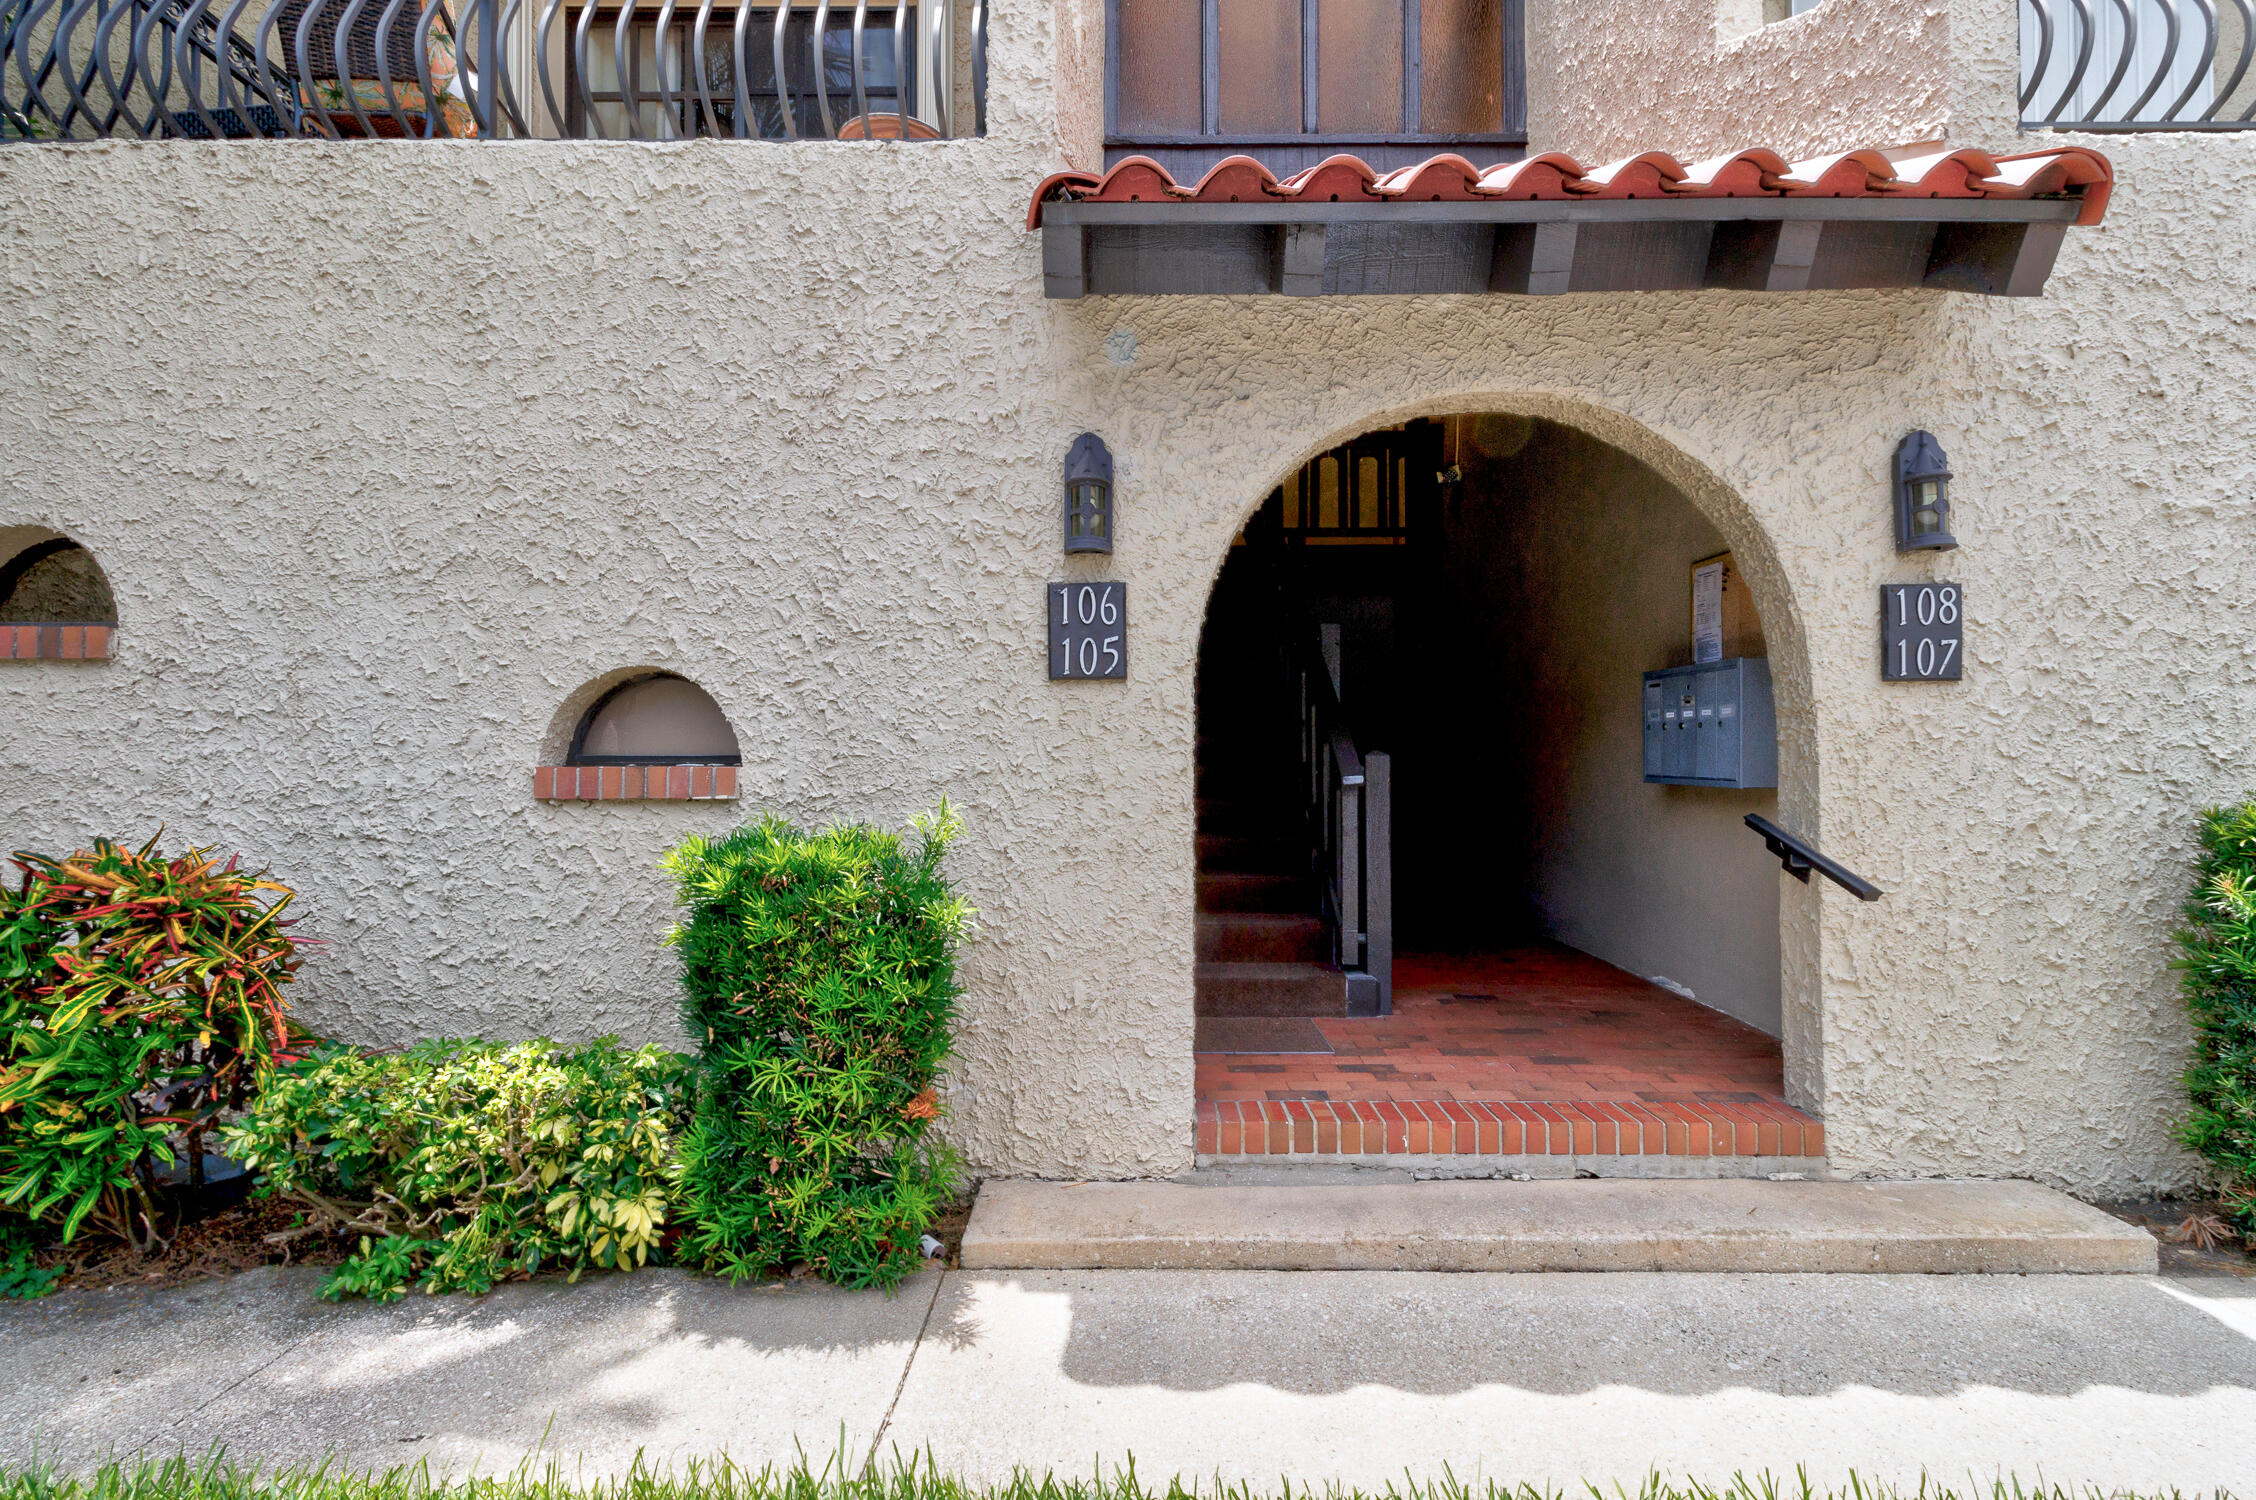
[1037,198,2085,299]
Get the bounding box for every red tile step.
[1196,1099,1824,1159]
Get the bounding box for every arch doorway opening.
[1194,413,1820,1166]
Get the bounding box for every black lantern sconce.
[1063,433,1114,554]
[1894,430,1958,552]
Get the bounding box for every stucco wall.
[5,0,2253,1194]
[1526,0,1951,161]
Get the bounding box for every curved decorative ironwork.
[2022,0,2256,126]
[0,0,983,138]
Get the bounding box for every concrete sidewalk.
[5,1265,2256,1492]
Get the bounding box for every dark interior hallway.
[1190,414,1802,1162]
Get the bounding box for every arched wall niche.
[0,526,117,621]
[0,525,119,662]
[1195,390,1826,1111]
[534,666,744,804]
[570,674,741,765]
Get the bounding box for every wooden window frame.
[1103,0,1526,167]
[1270,425,1440,545]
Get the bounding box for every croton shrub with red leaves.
[0,834,307,1253]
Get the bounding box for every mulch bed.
[25,1191,982,1297]
[928,1195,974,1269]
[2097,1195,2256,1277]
[27,1196,350,1296]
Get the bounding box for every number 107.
[1894,636,1959,678]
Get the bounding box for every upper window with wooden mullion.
[1109,0,1521,148]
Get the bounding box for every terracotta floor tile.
[1197,944,1790,1107]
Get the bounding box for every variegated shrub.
[226,1037,686,1300]
[0,834,303,1256]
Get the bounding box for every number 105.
[1057,633,1123,677]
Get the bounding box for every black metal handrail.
[1297,631,1392,1013]
[1745,815,1883,902]
[2020,0,2256,127]
[0,0,984,140]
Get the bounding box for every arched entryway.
[1192,408,1822,1168]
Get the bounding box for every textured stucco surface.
[1528,0,1952,163]
[4,0,2252,1192]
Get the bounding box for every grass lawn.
[0,1454,2226,1500]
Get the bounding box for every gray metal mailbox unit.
[1643,658,1777,789]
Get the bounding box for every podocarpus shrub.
[665,805,969,1289]
[226,1037,687,1300]
[0,836,303,1255]
[2176,798,2256,1230]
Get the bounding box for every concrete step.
[1197,913,1330,963]
[1195,960,1346,1016]
[959,1178,2159,1275]
[1196,833,1304,876]
[1194,798,1297,837]
[1197,872,1314,914]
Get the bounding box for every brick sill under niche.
[534,765,739,801]
[2,624,114,660]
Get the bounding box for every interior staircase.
[1194,575,1348,1018]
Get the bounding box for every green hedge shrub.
[665,805,969,1289]
[225,1037,687,1300]
[0,836,303,1255]
[2177,799,2256,1230]
[0,1217,59,1299]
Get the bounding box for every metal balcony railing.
[0,0,983,141]
[2021,0,2256,127]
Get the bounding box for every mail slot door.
[1668,686,1697,779]
[1691,667,1733,781]
[1642,678,1666,780]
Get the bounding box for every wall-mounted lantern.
[1063,433,1114,554]
[1894,430,1957,552]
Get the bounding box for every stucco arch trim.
[1198,390,1827,1111]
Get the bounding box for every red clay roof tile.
[1874,147,2000,196]
[1675,149,1792,196]
[1027,144,2113,229]
[1990,146,2113,223]
[1182,154,1286,200]
[1280,154,1385,202]
[1579,151,1690,198]
[1468,152,1585,200]
[1776,149,1900,194]
[1373,153,1489,201]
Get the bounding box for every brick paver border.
[1197,1098,1823,1158]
